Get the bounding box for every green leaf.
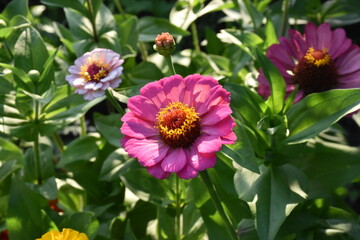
[37,49,58,95]
[157,206,175,240]
[255,48,286,114]
[301,139,360,198]
[219,120,259,173]
[264,18,278,48]
[0,63,34,92]
[40,0,88,16]
[59,212,99,239]
[253,167,302,240]
[41,96,105,136]
[0,160,19,183]
[2,0,28,20]
[58,136,99,170]
[0,137,23,162]
[64,8,93,41]
[95,4,116,36]
[14,27,49,78]
[7,176,50,240]
[225,83,267,125]
[217,29,263,56]
[170,0,233,31]
[182,202,206,240]
[99,148,134,181]
[57,179,85,213]
[124,220,138,240]
[115,14,139,57]
[23,144,55,182]
[284,88,360,144]
[127,62,164,85]
[138,16,190,42]
[120,166,170,206]
[94,112,122,147]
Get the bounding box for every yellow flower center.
[156,102,200,148]
[304,47,331,67]
[80,62,109,82]
[293,47,338,95]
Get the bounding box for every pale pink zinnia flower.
[66,48,124,100]
[257,22,360,101]
[120,74,236,179]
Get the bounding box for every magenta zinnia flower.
[120,74,236,179]
[258,22,360,100]
[66,48,124,100]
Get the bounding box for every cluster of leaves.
[1,0,360,239]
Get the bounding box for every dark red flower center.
[156,102,200,148]
[293,47,338,95]
[81,63,109,82]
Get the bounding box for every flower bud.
[28,69,40,83]
[153,32,176,56]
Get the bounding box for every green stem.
[280,0,291,36]
[34,100,42,185]
[114,0,126,15]
[105,89,125,115]
[80,116,87,137]
[164,55,176,75]
[52,133,65,153]
[200,170,239,240]
[86,0,99,42]
[139,42,149,62]
[191,23,200,52]
[243,0,258,32]
[175,177,181,240]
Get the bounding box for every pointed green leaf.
[255,48,286,114]
[284,88,360,144]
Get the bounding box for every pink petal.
[289,29,307,57]
[221,131,237,144]
[196,85,230,115]
[278,37,297,59]
[336,47,360,75]
[305,22,318,49]
[182,74,203,105]
[267,44,295,70]
[317,23,332,50]
[162,75,185,102]
[192,77,219,109]
[127,95,159,122]
[201,116,235,136]
[337,71,360,88]
[200,105,233,125]
[161,148,186,172]
[176,164,199,179]
[195,135,223,154]
[187,146,217,171]
[140,81,168,108]
[147,163,171,179]
[123,138,169,167]
[121,112,158,138]
[330,29,352,59]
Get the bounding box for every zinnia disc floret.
[66,48,124,100]
[257,22,360,100]
[120,74,236,179]
[36,228,89,240]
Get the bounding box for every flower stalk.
[86,0,98,42]
[105,89,125,115]
[200,170,239,240]
[175,176,182,240]
[280,0,291,36]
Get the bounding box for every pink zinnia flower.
[66,48,124,100]
[120,74,236,179]
[257,22,360,100]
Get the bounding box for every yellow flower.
[36,228,89,240]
